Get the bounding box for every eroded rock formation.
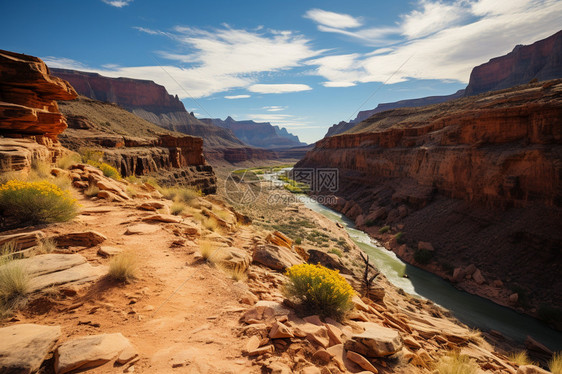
[0,50,77,173]
[297,80,562,322]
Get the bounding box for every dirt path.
[15,194,261,374]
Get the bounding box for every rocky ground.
[0,164,556,374]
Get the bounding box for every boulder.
[253,244,303,271]
[95,179,130,200]
[55,333,133,374]
[0,324,61,374]
[269,321,294,339]
[517,365,551,374]
[97,190,125,202]
[344,322,403,357]
[97,246,123,257]
[473,268,486,284]
[452,267,465,282]
[55,231,107,247]
[216,247,251,274]
[346,351,378,373]
[417,241,434,251]
[307,249,351,274]
[242,301,291,323]
[266,231,293,249]
[138,201,166,211]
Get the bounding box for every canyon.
[0,50,216,193]
[51,68,298,163]
[296,79,562,327]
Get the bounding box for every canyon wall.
[465,30,562,96]
[0,50,77,173]
[297,80,562,323]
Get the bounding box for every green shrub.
[0,180,78,226]
[394,232,405,244]
[295,237,302,245]
[378,225,390,234]
[98,163,121,180]
[328,248,343,257]
[284,263,355,319]
[108,251,137,282]
[414,249,433,264]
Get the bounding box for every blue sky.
[1,0,560,144]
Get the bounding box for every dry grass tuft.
[198,240,226,263]
[0,255,30,315]
[549,352,562,374]
[108,251,138,282]
[217,263,247,281]
[36,237,56,254]
[56,153,81,169]
[84,185,100,197]
[508,351,535,366]
[435,351,480,374]
[202,216,219,232]
[170,201,186,215]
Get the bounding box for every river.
[261,170,562,351]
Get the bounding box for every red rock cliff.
[296,80,562,322]
[465,30,562,96]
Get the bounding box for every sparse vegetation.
[36,237,56,254]
[0,250,30,315]
[170,201,186,215]
[328,248,343,257]
[202,216,219,232]
[198,240,225,263]
[79,147,104,165]
[84,185,100,197]
[0,180,78,226]
[379,225,390,234]
[394,231,405,244]
[295,237,302,245]
[217,263,247,281]
[284,263,355,319]
[414,249,434,264]
[98,163,121,180]
[508,351,535,366]
[108,251,138,282]
[435,351,480,374]
[549,352,562,374]
[56,153,81,169]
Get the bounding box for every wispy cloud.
[102,0,133,8]
[248,84,312,94]
[42,57,92,71]
[304,9,362,29]
[307,0,562,86]
[263,106,287,112]
[225,94,251,99]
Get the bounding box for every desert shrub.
[84,185,100,197]
[214,209,232,222]
[378,225,390,234]
[0,254,30,311]
[0,180,78,225]
[125,175,139,183]
[98,163,121,180]
[508,351,534,366]
[161,186,200,204]
[108,251,137,282]
[284,263,355,319]
[198,240,225,263]
[414,249,434,264]
[295,237,302,245]
[549,352,562,374]
[202,216,219,232]
[56,153,81,169]
[79,148,104,164]
[394,231,405,244]
[328,248,343,257]
[435,351,479,374]
[170,202,186,215]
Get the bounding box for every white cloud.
[43,57,92,71]
[45,26,321,98]
[225,94,251,99]
[304,9,362,29]
[102,0,133,8]
[307,0,562,86]
[263,106,287,112]
[248,84,312,94]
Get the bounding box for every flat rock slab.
[0,324,61,374]
[125,223,160,235]
[142,214,182,223]
[344,322,403,357]
[30,262,106,292]
[81,207,115,215]
[55,333,133,374]
[252,244,303,271]
[9,253,86,277]
[55,231,107,247]
[97,246,123,257]
[137,201,166,211]
[0,230,45,250]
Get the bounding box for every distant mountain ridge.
[202,116,306,149]
[325,30,562,138]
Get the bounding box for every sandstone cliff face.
[0,50,77,173]
[297,80,562,318]
[465,30,562,96]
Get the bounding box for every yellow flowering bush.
[0,180,78,225]
[98,163,121,180]
[284,263,355,319]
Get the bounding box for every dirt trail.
[14,194,261,374]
